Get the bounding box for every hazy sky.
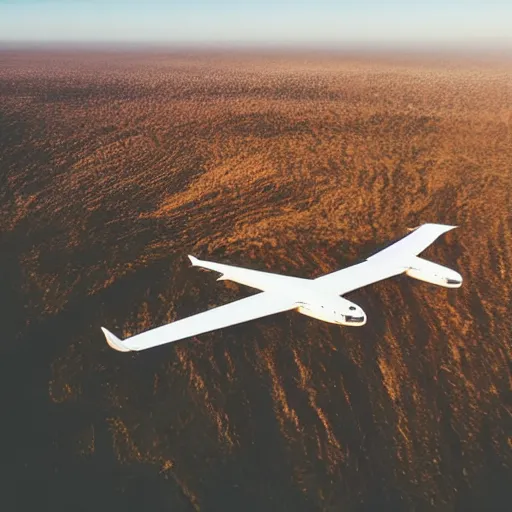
[0,0,511,47]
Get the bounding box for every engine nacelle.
[405,257,462,288]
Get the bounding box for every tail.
[101,327,131,352]
[405,256,463,288]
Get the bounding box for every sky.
[0,0,511,48]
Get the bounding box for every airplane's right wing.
[102,291,297,352]
[315,223,460,295]
[365,223,457,263]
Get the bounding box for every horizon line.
[1,38,511,52]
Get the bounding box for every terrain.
[0,49,511,511]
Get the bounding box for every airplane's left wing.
[102,291,297,352]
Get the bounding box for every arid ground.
[0,49,511,511]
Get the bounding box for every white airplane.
[101,223,462,352]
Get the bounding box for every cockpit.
[296,296,367,326]
[342,305,366,325]
[344,314,366,324]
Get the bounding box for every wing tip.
[407,223,458,235]
[188,255,200,266]
[432,223,458,229]
[101,327,131,352]
[436,223,459,233]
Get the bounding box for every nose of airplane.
[342,308,367,326]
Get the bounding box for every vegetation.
[1,50,510,511]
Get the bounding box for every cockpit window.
[349,306,356,311]
[346,315,365,323]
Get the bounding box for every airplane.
[101,223,462,352]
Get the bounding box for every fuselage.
[252,278,367,326]
[192,256,368,326]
